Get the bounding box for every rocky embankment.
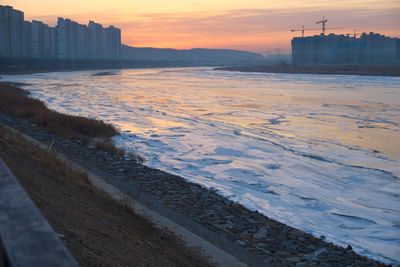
[0,83,388,267]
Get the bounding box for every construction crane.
[290,25,342,37]
[291,25,306,37]
[291,16,343,37]
[316,16,328,35]
[290,25,325,37]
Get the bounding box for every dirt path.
[0,125,214,267]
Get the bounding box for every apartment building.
[0,5,24,58]
[292,32,399,66]
[1,5,122,60]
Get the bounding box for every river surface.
[2,68,400,264]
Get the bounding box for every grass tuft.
[0,82,117,139]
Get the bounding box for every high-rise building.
[88,20,103,59]
[101,27,107,59]
[292,33,399,66]
[50,26,57,58]
[0,5,24,58]
[105,26,121,59]
[31,20,56,59]
[358,32,397,65]
[88,22,121,59]
[45,25,56,58]
[31,20,44,58]
[68,20,78,59]
[56,18,68,59]
[22,21,32,58]
[397,39,400,62]
[1,6,122,60]
[77,24,89,59]
[57,18,79,59]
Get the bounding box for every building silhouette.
[292,33,399,66]
[0,5,24,58]
[31,20,56,58]
[57,18,120,60]
[22,21,32,58]
[0,5,121,60]
[57,18,77,59]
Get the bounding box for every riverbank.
[215,65,400,76]
[0,58,263,75]
[0,82,387,266]
[0,124,213,266]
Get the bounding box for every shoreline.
[0,65,195,76]
[0,82,389,266]
[0,64,199,76]
[0,58,258,75]
[215,65,400,77]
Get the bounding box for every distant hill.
[121,45,265,65]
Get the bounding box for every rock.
[57,233,65,239]
[287,256,302,262]
[254,226,269,239]
[346,245,353,251]
[234,240,246,246]
[307,248,327,261]
[221,222,234,229]
[276,250,291,257]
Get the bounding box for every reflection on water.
[2,68,400,264]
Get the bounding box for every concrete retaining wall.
[0,159,79,267]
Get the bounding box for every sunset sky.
[4,0,400,54]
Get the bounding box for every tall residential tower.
[1,5,122,60]
[0,5,24,58]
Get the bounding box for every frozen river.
[3,68,400,264]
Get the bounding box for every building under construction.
[291,32,400,66]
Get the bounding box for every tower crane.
[291,17,342,37]
[290,25,325,37]
[290,25,343,37]
[316,16,328,35]
[291,25,306,37]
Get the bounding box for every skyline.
[3,0,400,54]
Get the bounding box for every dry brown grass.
[0,82,144,162]
[95,138,125,157]
[0,82,117,139]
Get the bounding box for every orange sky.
[3,0,400,54]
